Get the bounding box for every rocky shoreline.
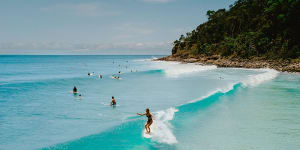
[157,55,300,72]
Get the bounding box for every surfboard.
[143,128,152,138]
[142,122,155,138]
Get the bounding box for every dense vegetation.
[172,0,300,60]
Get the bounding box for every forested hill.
[171,0,300,61]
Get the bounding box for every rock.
[157,55,300,72]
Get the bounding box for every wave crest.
[242,68,279,87]
[151,61,217,78]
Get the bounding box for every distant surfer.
[78,94,82,99]
[111,96,116,106]
[118,71,121,75]
[88,72,91,76]
[73,86,77,93]
[137,108,153,134]
[112,76,120,80]
[99,74,102,78]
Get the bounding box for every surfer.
[137,108,153,134]
[88,72,91,76]
[73,86,77,93]
[111,96,116,106]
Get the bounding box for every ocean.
[0,55,299,150]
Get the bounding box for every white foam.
[143,107,178,144]
[133,58,152,62]
[151,61,217,78]
[242,68,279,87]
[151,56,158,60]
[187,82,237,104]
[133,56,158,62]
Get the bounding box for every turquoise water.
[0,55,299,150]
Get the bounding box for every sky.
[0,0,236,55]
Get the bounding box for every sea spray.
[242,68,279,87]
[143,107,178,144]
[150,61,217,78]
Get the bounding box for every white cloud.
[41,2,120,17]
[0,41,172,54]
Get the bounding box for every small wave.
[186,69,278,104]
[187,82,238,104]
[133,56,158,62]
[132,58,152,62]
[151,56,158,60]
[242,68,279,87]
[151,61,217,78]
[143,107,178,144]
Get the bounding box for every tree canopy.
[172,0,300,60]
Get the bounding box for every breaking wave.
[242,68,279,87]
[143,107,178,144]
[150,61,217,78]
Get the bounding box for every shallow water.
[0,55,299,150]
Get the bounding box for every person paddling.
[137,108,153,134]
[111,96,116,106]
[73,86,77,93]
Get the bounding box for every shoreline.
[157,55,300,72]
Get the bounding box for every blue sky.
[0,0,235,55]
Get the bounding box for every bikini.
[146,113,152,123]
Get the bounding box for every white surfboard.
[142,120,156,138]
[143,125,153,138]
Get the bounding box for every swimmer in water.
[73,86,77,93]
[111,96,116,106]
[78,94,82,99]
[137,108,153,134]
